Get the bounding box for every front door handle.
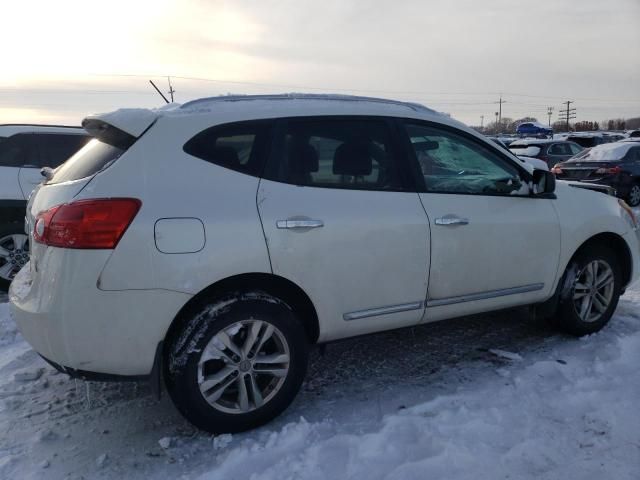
[276,219,324,229]
[434,215,469,226]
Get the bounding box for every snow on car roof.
[579,142,636,160]
[509,138,554,145]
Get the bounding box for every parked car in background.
[566,133,609,149]
[0,124,90,289]
[629,130,640,138]
[508,139,583,168]
[552,142,640,206]
[516,122,553,137]
[10,94,639,434]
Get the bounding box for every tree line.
[476,116,639,134]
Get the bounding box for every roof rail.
[0,124,82,128]
[180,93,435,113]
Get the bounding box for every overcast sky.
[1,0,638,127]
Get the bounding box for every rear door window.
[263,117,406,191]
[0,133,39,167]
[34,134,91,168]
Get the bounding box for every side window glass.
[264,118,404,191]
[0,134,34,167]
[569,143,583,155]
[404,123,522,195]
[35,134,91,168]
[183,121,271,176]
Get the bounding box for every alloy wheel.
[0,234,29,281]
[628,185,640,207]
[197,319,290,414]
[572,259,615,323]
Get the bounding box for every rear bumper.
[9,249,191,376]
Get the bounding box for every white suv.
[10,95,640,433]
[0,124,89,289]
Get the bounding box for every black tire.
[626,183,640,207]
[554,245,622,336]
[164,292,309,433]
[0,223,30,292]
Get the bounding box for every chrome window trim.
[426,283,544,307]
[343,301,424,321]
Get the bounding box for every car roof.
[509,138,555,146]
[577,142,637,160]
[84,93,471,140]
[0,124,86,137]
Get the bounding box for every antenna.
[149,80,169,104]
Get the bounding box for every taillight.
[33,198,141,249]
[595,166,622,175]
[551,165,562,175]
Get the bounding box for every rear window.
[509,145,541,157]
[568,144,634,162]
[48,139,125,184]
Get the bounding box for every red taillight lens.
[595,166,622,175]
[33,198,141,249]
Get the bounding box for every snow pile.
[1,289,639,478]
[199,316,640,479]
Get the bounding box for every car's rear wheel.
[164,293,308,433]
[626,184,640,207]
[0,225,29,291]
[554,246,621,336]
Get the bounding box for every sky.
[0,0,638,127]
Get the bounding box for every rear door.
[257,116,430,342]
[400,120,561,321]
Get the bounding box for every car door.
[257,117,430,342]
[547,142,573,166]
[400,120,561,322]
[0,135,25,201]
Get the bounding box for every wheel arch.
[566,232,632,288]
[164,273,320,348]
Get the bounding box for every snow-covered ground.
[1,286,639,479]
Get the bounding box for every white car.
[10,94,640,433]
[0,124,89,289]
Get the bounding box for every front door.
[401,121,561,321]
[257,117,430,342]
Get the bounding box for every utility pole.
[494,96,506,133]
[494,111,499,134]
[167,76,175,103]
[558,101,576,132]
[480,115,484,130]
[547,107,554,127]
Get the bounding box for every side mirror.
[532,169,555,195]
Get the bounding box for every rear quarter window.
[183,120,272,176]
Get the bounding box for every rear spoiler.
[82,108,159,148]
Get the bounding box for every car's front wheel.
[626,184,640,207]
[554,245,621,336]
[165,293,309,433]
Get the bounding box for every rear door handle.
[276,219,324,229]
[434,215,469,226]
